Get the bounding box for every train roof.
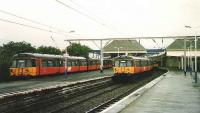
[113,55,149,60]
[13,53,86,60]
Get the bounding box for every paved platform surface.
[0,69,112,95]
[119,70,200,113]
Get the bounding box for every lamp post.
[64,30,75,77]
[184,37,186,76]
[114,47,123,57]
[190,44,194,75]
[194,36,197,83]
[185,25,198,83]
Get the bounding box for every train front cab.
[10,58,38,76]
[112,57,153,81]
[113,59,135,79]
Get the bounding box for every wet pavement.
[119,70,200,113]
[0,69,113,95]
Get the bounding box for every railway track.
[0,69,167,113]
[53,69,167,113]
[0,76,113,113]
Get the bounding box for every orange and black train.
[10,53,112,77]
[112,55,157,79]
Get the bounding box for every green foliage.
[36,46,62,55]
[67,43,91,58]
[0,41,36,65]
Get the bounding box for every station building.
[103,40,146,58]
[166,39,200,70]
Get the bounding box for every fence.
[0,64,9,81]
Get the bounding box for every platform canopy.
[167,39,200,57]
[167,39,200,51]
[103,40,146,53]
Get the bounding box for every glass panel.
[26,60,32,67]
[134,60,140,67]
[52,61,56,67]
[72,61,75,66]
[127,60,132,66]
[60,61,64,67]
[32,59,36,67]
[67,61,71,66]
[11,60,17,68]
[115,61,119,67]
[17,60,25,68]
[120,60,126,67]
[79,61,82,66]
[48,60,53,67]
[42,60,47,67]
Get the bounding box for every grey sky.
[0,0,199,49]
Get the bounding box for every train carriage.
[112,55,153,79]
[66,56,87,73]
[87,59,100,71]
[10,53,87,76]
[103,59,112,69]
[10,53,112,77]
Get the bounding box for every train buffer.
[101,70,200,113]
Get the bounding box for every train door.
[133,59,140,74]
[58,60,65,74]
[17,59,25,76]
[40,59,47,75]
[67,60,72,73]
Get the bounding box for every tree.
[36,46,62,55]
[67,43,91,58]
[0,41,36,65]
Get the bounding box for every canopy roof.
[167,39,200,51]
[103,40,146,52]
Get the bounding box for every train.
[112,55,157,80]
[10,53,112,77]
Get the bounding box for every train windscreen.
[114,60,132,67]
[11,59,36,68]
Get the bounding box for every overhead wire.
[0,18,51,32]
[0,9,69,35]
[55,0,132,37]
[56,0,161,48]
[67,0,126,35]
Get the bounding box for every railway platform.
[102,70,200,113]
[0,69,112,96]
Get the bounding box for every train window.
[55,60,60,67]
[11,60,17,68]
[26,60,32,67]
[60,61,64,67]
[149,61,152,65]
[47,60,53,67]
[26,59,36,67]
[79,61,82,66]
[67,61,71,66]
[52,61,57,67]
[141,60,147,66]
[141,60,144,66]
[89,61,93,65]
[42,60,48,67]
[83,61,87,66]
[97,60,100,65]
[147,60,150,66]
[127,61,132,67]
[134,60,140,67]
[120,61,126,67]
[76,61,79,65]
[17,60,25,68]
[71,61,75,66]
[114,61,119,67]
